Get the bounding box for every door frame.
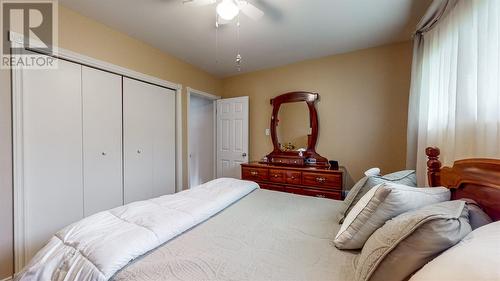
[9,32,184,271]
[186,87,220,188]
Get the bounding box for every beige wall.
[58,7,221,94]
[0,5,222,279]
[222,41,412,185]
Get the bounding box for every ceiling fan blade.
[237,1,264,20]
[182,0,217,7]
[253,0,282,21]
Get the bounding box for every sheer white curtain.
[409,0,500,185]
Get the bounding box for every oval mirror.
[277,102,310,151]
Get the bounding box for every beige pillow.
[460,198,492,229]
[337,176,369,223]
[334,183,450,249]
[410,221,500,281]
[338,170,417,224]
[354,200,471,281]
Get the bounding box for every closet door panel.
[22,58,83,260]
[82,67,123,216]
[123,78,154,204]
[123,78,176,204]
[151,87,176,197]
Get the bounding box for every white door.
[150,85,176,198]
[123,78,176,204]
[20,57,83,261]
[82,66,123,216]
[217,96,249,179]
[189,95,216,187]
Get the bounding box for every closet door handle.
[137,149,142,154]
[101,152,107,156]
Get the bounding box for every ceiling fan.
[182,0,264,22]
[182,0,265,71]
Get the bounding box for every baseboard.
[0,276,12,281]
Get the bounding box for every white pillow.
[410,221,500,281]
[334,183,450,249]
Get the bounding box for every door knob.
[242,153,247,157]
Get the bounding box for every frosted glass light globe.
[217,0,239,20]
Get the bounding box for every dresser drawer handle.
[316,177,327,183]
[272,174,280,178]
[290,176,296,180]
[316,194,326,198]
[250,171,259,176]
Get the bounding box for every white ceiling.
[59,0,430,77]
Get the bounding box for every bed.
[113,189,356,281]
[15,147,500,281]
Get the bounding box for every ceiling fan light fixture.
[216,0,239,20]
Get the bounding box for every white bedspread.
[113,189,358,281]
[15,178,258,281]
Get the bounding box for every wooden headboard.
[426,147,500,221]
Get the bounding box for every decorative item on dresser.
[241,91,343,199]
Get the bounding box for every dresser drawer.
[284,186,303,195]
[260,183,285,192]
[286,171,301,185]
[300,188,341,200]
[302,172,342,189]
[285,186,341,200]
[270,157,304,166]
[269,169,286,183]
[242,167,269,181]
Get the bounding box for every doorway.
[216,96,249,179]
[187,88,220,188]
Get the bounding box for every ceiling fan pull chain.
[236,14,242,72]
[215,13,219,64]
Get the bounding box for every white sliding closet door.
[82,67,123,216]
[20,58,83,261]
[123,78,176,204]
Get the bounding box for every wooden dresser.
[241,162,343,200]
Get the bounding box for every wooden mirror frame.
[263,91,329,167]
